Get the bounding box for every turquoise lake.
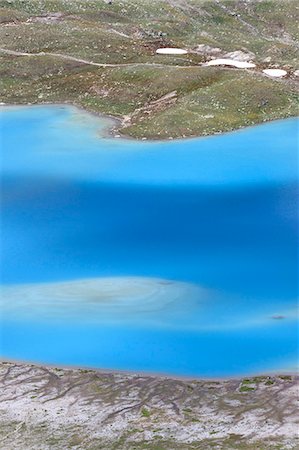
[0,105,298,377]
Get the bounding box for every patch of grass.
[241,379,253,385]
[0,6,29,23]
[278,375,292,381]
[0,0,298,139]
[264,379,275,385]
[239,386,255,393]
[123,71,299,139]
[183,407,192,413]
[69,434,83,446]
[141,407,151,418]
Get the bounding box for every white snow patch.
[156,48,188,55]
[263,69,287,78]
[205,58,256,69]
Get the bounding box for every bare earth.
[0,362,298,449]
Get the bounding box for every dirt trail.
[1,46,295,82]
[0,47,194,69]
[3,45,298,97]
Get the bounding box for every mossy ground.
[0,0,298,139]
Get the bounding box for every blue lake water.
[0,105,298,377]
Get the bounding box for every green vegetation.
[0,0,298,139]
[239,379,257,392]
[141,407,151,418]
[278,375,293,381]
[239,385,255,392]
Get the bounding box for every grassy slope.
[0,0,298,139]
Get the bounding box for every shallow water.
[0,105,298,377]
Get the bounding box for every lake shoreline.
[2,107,298,378]
[1,101,298,143]
[1,361,298,450]
[1,358,297,383]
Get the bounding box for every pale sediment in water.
[1,276,205,325]
[1,106,298,377]
[3,275,297,330]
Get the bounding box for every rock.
[29,13,64,24]
[223,50,255,62]
[194,44,222,55]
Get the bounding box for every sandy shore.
[0,361,298,450]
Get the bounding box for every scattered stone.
[223,50,255,62]
[122,91,178,127]
[194,44,222,55]
[0,362,298,450]
[136,29,167,39]
[27,13,64,24]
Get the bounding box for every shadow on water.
[0,106,298,377]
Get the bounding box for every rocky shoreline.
[0,362,298,449]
